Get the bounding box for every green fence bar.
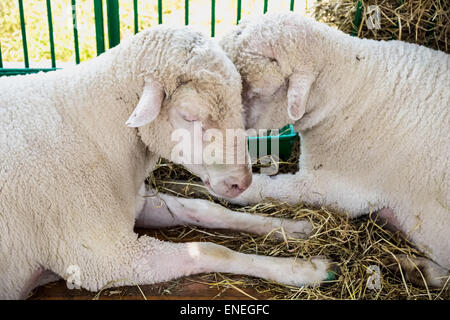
[158,0,163,24]
[133,0,139,34]
[93,0,105,55]
[211,0,216,37]
[0,43,3,68]
[237,0,242,24]
[18,0,29,68]
[71,0,80,64]
[107,0,121,48]
[290,0,295,11]
[46,0,56,68]
[185,0,189,25]
[352,0,363,36]
[1,68,59,76]
[264,0,268,13]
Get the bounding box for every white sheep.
[218,12,450,288]
[0,25,335,300]
[146,13,449,288]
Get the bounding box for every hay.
[147,154,449,300]
[312,0,449,53]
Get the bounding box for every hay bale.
[312,0,449,53]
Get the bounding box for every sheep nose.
[225,173,252,196]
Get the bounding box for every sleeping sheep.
[0,25,336,300]
[146,13,449,288]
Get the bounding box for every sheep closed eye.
[182,114,198,122]
[177,109,200,122]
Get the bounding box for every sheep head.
[219,12,322,130]
[126,27,252,198]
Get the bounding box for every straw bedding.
[312,0,449,53]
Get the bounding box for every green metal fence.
[0,0,363,77]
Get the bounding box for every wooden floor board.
[28,278,269,300]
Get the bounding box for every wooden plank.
[28,277,268,300]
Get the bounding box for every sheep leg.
[219,172,380,219]
[218,172,323,206]
[136,193,312,239]
[385,255,449,288]
[60,236,337,291]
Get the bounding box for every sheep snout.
[207,165,252,198]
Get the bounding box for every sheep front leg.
[223,173,304,206]
[77,236,337,290]
[218,172,328,206]
[223,172,379,218]
[136,192,312,239]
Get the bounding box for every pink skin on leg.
[135,192,313,240]
[21,268,60,299]
[374,207,403,234]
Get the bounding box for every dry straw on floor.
[313,0,449,53]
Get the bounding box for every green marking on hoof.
[326,270,337,281]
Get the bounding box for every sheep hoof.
[274,219,313,240]
[385,254,449,288]
[325,262,340,281]
[271,256,336,287]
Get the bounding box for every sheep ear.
[126,80,164,127]
[287,72,316,121]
